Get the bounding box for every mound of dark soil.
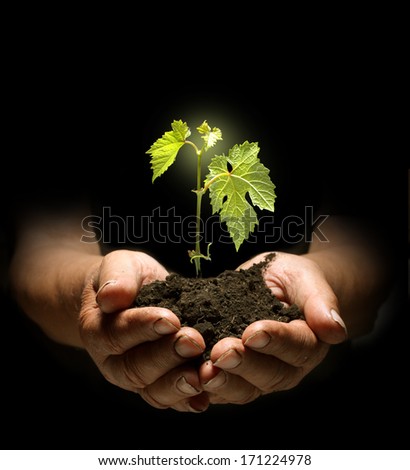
[135,253,303,359]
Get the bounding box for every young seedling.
[146,119,277,276]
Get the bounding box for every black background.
[1,55,408,451]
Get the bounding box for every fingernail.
[96,280,117,304]
[204,371,227,389]
[244,330,271,349]
[329,308,348,337]
[174,335,204,358]
[187,402,207,413]
[153,317,179,335]
[213,349,242,369]
[176,376,201,395]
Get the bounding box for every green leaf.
[197,120,223,150]
[146,120,191,182]
[205,141,276,250]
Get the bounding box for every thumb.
[267,252,348,344]
[94,250,155,314]
[302,293,348,344]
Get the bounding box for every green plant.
[146,119,277,276]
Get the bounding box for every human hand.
[199,251,347,405]
[79,250,209,412]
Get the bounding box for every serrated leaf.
[197,120,222,150]
[205,141,276,250]
[146,120,191,182]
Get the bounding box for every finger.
[303,296,347,344]
[242,319,329,368]
[137,366,209,412]
[208,337,306,393]
[170,393,210,413]
[95,250,168,313]
[200,360,261,404]
[79,305,181,356]
[263,253,348,344]
[102,327,205,391]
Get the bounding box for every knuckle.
[122,353,150,389]
[138,388,170,410]
[259,362,303,393]
[79,309,124,356]
[233,388,261,405]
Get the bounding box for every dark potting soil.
[135,253,304,360]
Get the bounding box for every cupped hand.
[79,250,209,413]
[200,251,348,405]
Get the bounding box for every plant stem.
[186,140,220,277]
[194,190,203,277]
[194,148,204,277]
